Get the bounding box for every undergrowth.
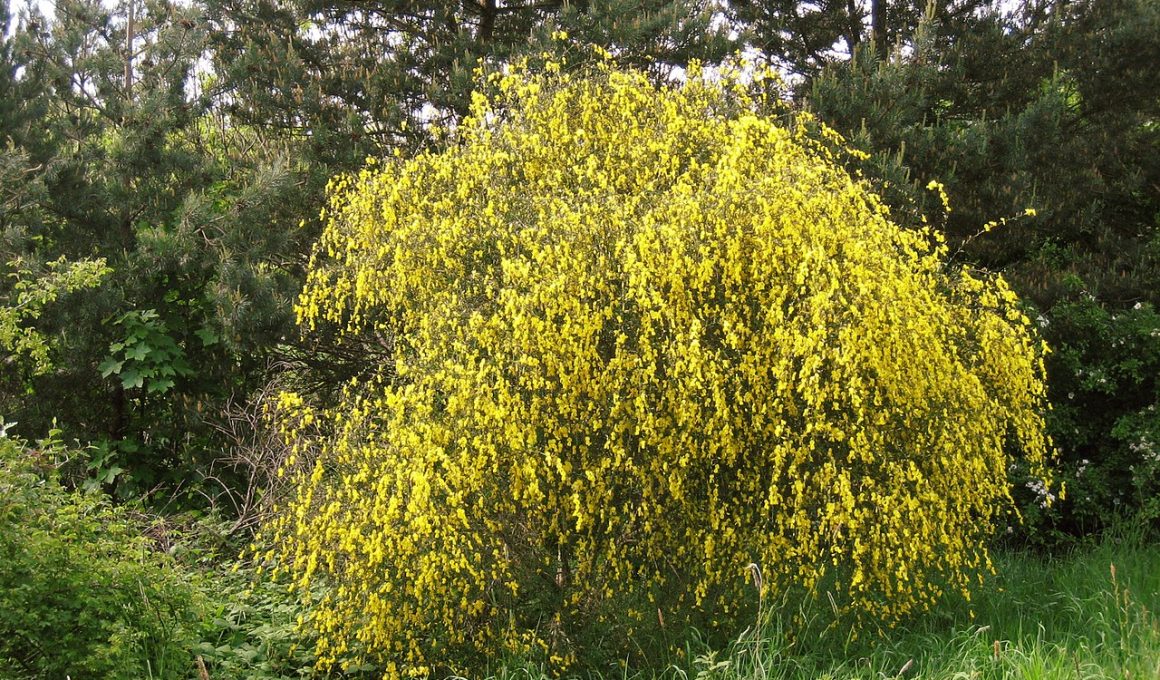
[471,536,1158,680]
[667,536,1160,680]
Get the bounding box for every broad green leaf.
[125,343,152,362]
[98,358,123,377]
[119,368,144,389]
[147,378,175,394]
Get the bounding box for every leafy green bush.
[195,562,383,680]
[0,431,204,678]
[0,256,110,375]
[1020,283,1160,542]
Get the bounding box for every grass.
[485,537,1159,680]
[674,537,1160,680]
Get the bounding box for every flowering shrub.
[266,63,1054,675]
[1024,287,1160,541]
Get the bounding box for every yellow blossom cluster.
[266,62,1054,676]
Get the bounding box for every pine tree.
[727,0,993,82]
[205,0,733,166]
[0,0,311,502]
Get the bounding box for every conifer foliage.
[269,63,1055,675]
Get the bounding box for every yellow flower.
[265,61,1055,677]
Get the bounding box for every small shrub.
[0,432,203,678]
[267,62,1055,675]
[195,565,338,680]
[1018,286,1160,543]
[0,256,110,376]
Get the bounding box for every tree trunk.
[871,0,888,60]
[478,0,496,44]
[124,0,135,98]
[846,0,862,53]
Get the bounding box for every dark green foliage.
[726,1,992,80]
[99,309,195,396]
[1028,291,1160,541]
[0,433,204,678]
[0,0,310,502]
[205,0,733,166]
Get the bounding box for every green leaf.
[172,356,194,377]
[146,378,175,394]
[119,368,144,390]
[194,327,219,346]
[99,465,124,483]
[125,343,152,362]
[98,358,123,378]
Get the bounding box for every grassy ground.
[488,538,1159,680]
[671,539,1159,680]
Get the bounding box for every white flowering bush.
[1034,288,1160,540]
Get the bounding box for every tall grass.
[485,537,1158,680]
[678,537,1159,680]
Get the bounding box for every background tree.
[205,0,733,166]
[726,0,993,81]
[1,0,309,502]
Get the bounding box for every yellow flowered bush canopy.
[267,61,1053,676]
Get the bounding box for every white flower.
[1026,479,1056,508]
